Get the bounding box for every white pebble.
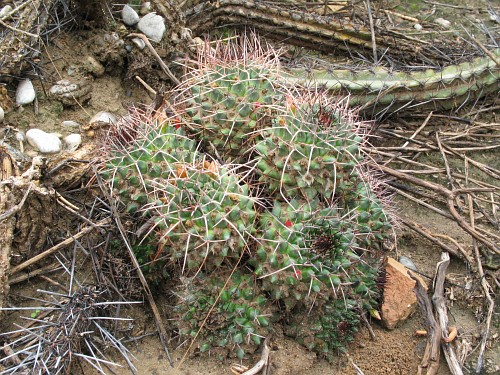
[15,131,25,142]
[26,129,62,154]
[122,4,140,26]
[16,79,36,106]
[64,134,82,152]
[137,13,165,43]
[140,2,152,15]
[435,18,451,28]
[0,106,4,123]
[0,5,13,18]
[132,37,146,50]
[62,120,81,128]
[90,111,117,125]
[414,23,423,31]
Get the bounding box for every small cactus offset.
[100,108,197,215]
[175,37,283,160]
[148,160,258,274]
[253,92,365,200]
[174,271,271,358]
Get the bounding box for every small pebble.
[0,5,13,18]
[15,131,25,142]
[0,106,4,123]
[140,2,152,15]
[399,256,418,272]
[122,4,140,26]
[26,129,62,154]
[84,56,105,77]
[137,13,166,43]
[131,37,146,50]
[90,111,117,125]
[435,18,451,28]
[62,120,81,128]
[16,79,36,106]
[64,134,82,152]
[414,23,423,31]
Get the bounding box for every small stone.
[84,56,105,77]
[64,134,82,152]
[0,106,4,123]
[15,131,25,142]
[131,37,146,50]
[26,129,62,154]
[122,4,140,26]
[137,13,165,43]
[381,257,427,330]
[435,18,451,28]
[0,5,13,18]
[414,23,423,31]
[140,2,152,15]
[49,79,91,106]
[90,111,117,125]
[399,256,418,272]
[16,79,36,106]
[62,120,81,128]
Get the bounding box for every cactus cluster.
[100,37,393,358]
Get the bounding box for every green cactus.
[253,96,364,200]
[150,161,258,274]
[100,117,197,215]
[180,63,282,159]
[174,271,271,358]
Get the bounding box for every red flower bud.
[285,220,293,227]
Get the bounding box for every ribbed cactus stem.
[286,49,500,113]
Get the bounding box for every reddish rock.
[381,257,427,330]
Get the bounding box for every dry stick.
[8,264,61,285]
[435,133,455,190]
[0,184,31,222]
[93,169,174,367]
[467,194,495,374]
[400,217,472,263]
[376,164,499,254]
[240,337,270,375]
[402,111,433,149]
[364,0,377,63]
[128,33,181,86]
[412,276,441,375]
[432,252,464,375]
[8,218,111,275]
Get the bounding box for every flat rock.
[122,4,140,26]
[26,129,61,154]
[137,13,165,43]
[16,79,36,106]
[381,257,427,330]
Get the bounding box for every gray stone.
[131,37,146,50]
[16,79,36,106]
[122,4,140,26]
[26,129,61,154]
[0,5,13,19]
[399,256,418,272]
[0,106,4,123]
[62,120,81,128]
[140,2,152,15]
[435,18,451,28]
[64,134,82,152]
[90,111,117,125]
[137,13,165,43]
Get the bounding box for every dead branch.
[412,275,441,375]
[432,253,464,375]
